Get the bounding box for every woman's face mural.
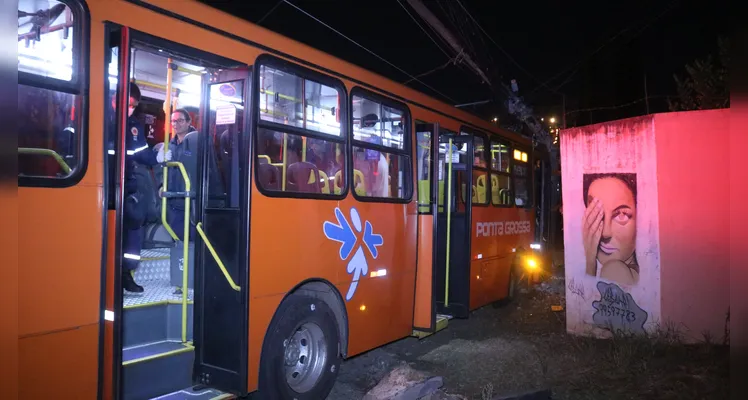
[588,177,636,264]
[582,173,638,285]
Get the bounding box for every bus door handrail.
[160,160,192,343]
[18,147,71,174]
[195,222,241,292]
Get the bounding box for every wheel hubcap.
[283,322,327,393]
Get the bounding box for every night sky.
[198,0,727,129]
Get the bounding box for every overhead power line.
[395,0,453,60]
[281,0,456,103]
[526,0,680,97]
[454,0,558,95]
[257,0,283,25]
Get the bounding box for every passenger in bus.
[157,108,198,241]
[120,82,160,293]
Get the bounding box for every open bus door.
[106,25,251,399]
[192,67,251,393]
[434,131,472,318]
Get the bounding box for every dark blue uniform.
[122,115,158,274]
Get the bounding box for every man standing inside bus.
[157,108,198,241]
[119,83,159,293]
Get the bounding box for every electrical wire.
[281,0,456,103]
[257,0,283,25]
[395,0,453,60]
[455,0,554,94]
[526,0,680,97]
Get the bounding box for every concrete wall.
[560,115,662,338]
[654,109,730,343]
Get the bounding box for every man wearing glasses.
[157,108,198,241]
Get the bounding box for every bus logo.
[323,207,383,301]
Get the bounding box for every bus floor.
[121,247,209,400]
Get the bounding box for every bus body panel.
[413,214,434,329]
[19,185,103,335]
[469,207,534,309]
[19,323,99,399]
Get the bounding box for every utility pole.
[562,94,566,129]
[405,0,490,85]
[405,0,553,167]
[644,73,650,114]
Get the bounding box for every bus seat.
[313,170,330,194]
[475,175,486,203]
[257,162,280,190]
[353,169,366,196]
[287,161,321,193]
[491,175,500,203]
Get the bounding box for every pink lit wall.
[560,109,729,343]
[654,109,730,343]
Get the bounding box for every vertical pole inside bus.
[444,138,453,307]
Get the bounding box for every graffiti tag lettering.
[567,277,586,300]
[592,281,648,335]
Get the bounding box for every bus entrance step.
[122,341,194,400]
[412,314,451,339]
[151,386,233,400]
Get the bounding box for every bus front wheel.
[259,293,342,400]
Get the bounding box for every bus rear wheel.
[259,293,341,400]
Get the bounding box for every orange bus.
[17,0,551,399]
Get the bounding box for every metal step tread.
[141,247,171,260]
[124,279,194,309]
[151,386,232,400]
[436,313,453,320]
[123,340,193,365]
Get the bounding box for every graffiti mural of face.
[587,177,636,265]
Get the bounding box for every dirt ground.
[327,259,729,400]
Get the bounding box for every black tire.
[507,265,519,301]
[258,293,342,400]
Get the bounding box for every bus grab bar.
[158,56,193,343]
[18,147,71,174]
[195,222,241,292]
[160,160,192,343]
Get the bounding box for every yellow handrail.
[160,160,192,343]
[195,222,241,292]
[18,147,71,174]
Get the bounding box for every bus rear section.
[410,123,545,337]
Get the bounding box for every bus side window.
[490,140,512,206]
[416,129,431,212]
[255,64,345,196]
[512,149,530,207]
[351,94,411,200]
[18,0,86,182]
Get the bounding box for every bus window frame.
[511,145,533,209]
[349,86,413,204]
[18,0,90,188]
[252,53,349,200]
[489,137,514,208]
[459,125,490,207]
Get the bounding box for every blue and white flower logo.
[323,207,383,301]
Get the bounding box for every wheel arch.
[264,278,350,359]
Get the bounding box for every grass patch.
[503,286,729,400]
